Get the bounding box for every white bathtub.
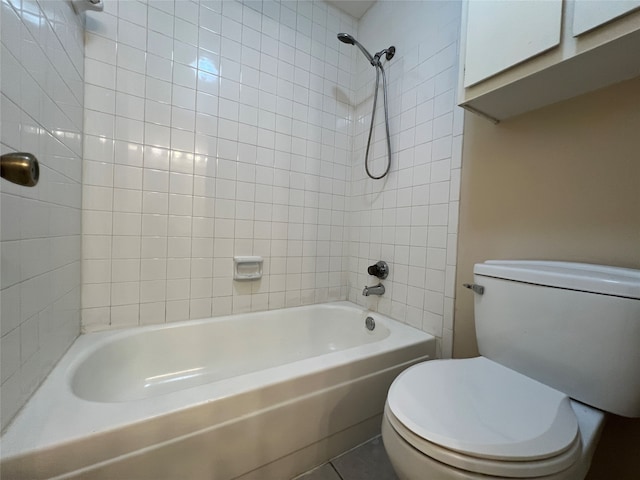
[1,301,435,480]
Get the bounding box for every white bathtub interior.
[72,304,391,402]
[1,302,434,480]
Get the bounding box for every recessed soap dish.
[233,256,263,281]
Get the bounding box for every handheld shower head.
[337,33,355,45]
[337,33,375,66]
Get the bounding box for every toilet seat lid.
[387,357,579,461]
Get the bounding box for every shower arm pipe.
[364,61,392,180]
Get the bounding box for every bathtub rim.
[68,301,392,402]
[0,301,435,463]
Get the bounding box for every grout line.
[329,462,345,480]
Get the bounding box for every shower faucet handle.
[367,261,389,279]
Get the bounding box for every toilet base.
[381,413,587,480]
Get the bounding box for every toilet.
[382,260,640,480]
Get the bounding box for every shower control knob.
[367,261,389,279]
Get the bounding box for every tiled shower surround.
[348,1,462,357]
[0,0,463,432]
[81,0,356,328]
[81,0,463,357]
[1,0,84,429]
[82,0,462,355]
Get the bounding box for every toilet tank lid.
[475,260,640,299]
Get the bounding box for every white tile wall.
[81,0,463,356]
[1,0,84,429]
[82,0,356,329]
[347,1,463,358]
[0,0,462,434]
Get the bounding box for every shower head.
[337,33,356,45]
[337,32,375,66]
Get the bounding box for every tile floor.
[295,436,399,480]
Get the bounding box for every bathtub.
[1,301,434,480]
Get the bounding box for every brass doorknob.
[1,152,39,187]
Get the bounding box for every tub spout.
[363,283,385,296]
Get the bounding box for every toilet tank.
[473,260,640,417]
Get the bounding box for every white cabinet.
[573,0,640,36]
[464,0,562,87]
[459,0,640,122]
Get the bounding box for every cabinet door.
[573,0,640,36]
[463,0,562,87]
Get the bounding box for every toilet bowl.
[382,358,605,480]
[382,261,640,480]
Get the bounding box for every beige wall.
[455,77,640,479]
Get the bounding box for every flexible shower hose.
[364,62,392,180]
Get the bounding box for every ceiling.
[326,0,376,19]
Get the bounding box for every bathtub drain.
[365,316,375,331]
